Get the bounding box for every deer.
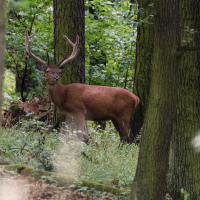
[25,29,140,144]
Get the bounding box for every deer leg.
[75,114,89,143]
[111,118,124,143]
[121,118,132,143]
[112,118,131,144]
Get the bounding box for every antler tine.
[57,51,68,67]
[58,35,80,68]
[25,29,47,66]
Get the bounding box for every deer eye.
[46,71,49,73]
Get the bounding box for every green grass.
[0,119,139,190]
[81,122,139,190]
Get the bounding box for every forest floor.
[0,169,127,200]
[0,169,173,200]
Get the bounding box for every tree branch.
[13,8,28,29]
[177,46,200,52]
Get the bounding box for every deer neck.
[47,82,67,106]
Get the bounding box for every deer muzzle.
[55,76,59,81]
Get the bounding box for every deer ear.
[36,62,46,72]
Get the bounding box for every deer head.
[25,29,80,85]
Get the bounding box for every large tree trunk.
[130,0,154,140]
[0,0,6,122]
[53,0,85,124]
[166,1,200,199]
[130,0,180,199]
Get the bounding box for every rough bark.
[130,0,154,139]
[0,0,6,122]
[53,0,85,124]
[130,0,180,199]
[166,1,200,199]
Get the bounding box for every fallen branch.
[0,164,129,196]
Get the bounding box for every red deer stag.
[25,29,140,143]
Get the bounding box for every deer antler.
[57,51,68,66]
[58,35,80,69]
[25,29,47,66]
[25,29,80,70]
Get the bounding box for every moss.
[10,102,23,115]
[0,164,127,195]
[166,1,200,199]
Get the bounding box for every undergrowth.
[82,122,139,190]
[0,119,139,191]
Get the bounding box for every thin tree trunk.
[130,0,180,199]
[0,0,6,122]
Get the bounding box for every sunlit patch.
[0,176,25,200]
[53,123,85,176]
[191,132,200,152]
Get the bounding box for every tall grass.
[81,122,139,190]
[0,119,139,190]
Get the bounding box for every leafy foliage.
[85,0,137,90]
[6,0,54,102]
[182,26,198,45]
[2,70,17,109]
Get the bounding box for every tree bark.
[130,0,180,199]
[166,1,200,199]
[0,0,6,122]
[53,0,85,124]
[130,0,154,139]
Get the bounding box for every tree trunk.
[53,0,85,124]
[16,65,32,102]
[130,0,154,140]
[166,1,200,199]
[130,0,180,199]
[0,0,6,122]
